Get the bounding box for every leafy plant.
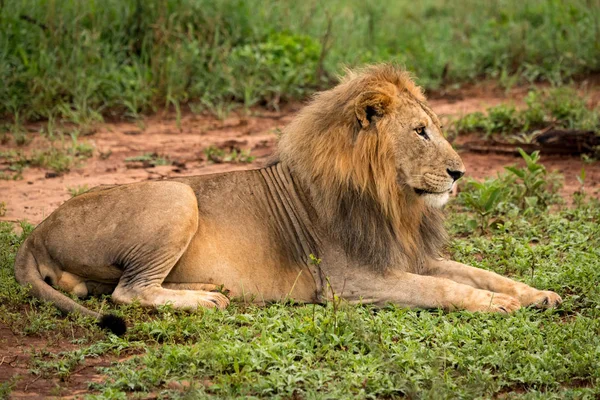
[457,179,508,233]
[504,149,562,210]
[458,149,562,233]
[574,167,587,206]
[228,33,321,109]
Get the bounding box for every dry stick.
[0,355,18,367]
[72,364,91,376]
[24,375,42,391]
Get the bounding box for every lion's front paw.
[204,291,231,309]
[465,290,521,313]
[520,289,562,308]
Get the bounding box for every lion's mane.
[277,64,447,271]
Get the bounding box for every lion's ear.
[355,90,393,129]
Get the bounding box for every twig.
[24,374,41,391]
[0,355,18,367]
[72,364,90,375]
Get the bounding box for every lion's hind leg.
[110,199,230,310]
[81,181,227,311]
[111,242,230,310]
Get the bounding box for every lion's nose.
[447,168,465,181]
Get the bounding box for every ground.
[1,84,599,399]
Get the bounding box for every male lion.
[14,65,562,335]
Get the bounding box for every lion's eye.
[415,126,429,140]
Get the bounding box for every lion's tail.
[14,237,126,336]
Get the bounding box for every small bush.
[227,33,321,109]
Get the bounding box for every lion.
[14,64,562,335]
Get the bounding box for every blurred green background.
[1,0,599,123]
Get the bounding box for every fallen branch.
[461,129,599,155]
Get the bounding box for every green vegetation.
[1,0,599,127]
[204,145,255,164]
[458,149,562,232]
[67,185,90,198]
[0,134,93,179]
[125,152,172,167]
[452,87,600,137]
[1,152,599,398]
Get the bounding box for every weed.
[504,149,562,210]
[67,185,89,198]
[204,146,255,164]
[0,151,26,180]
[125,153,171,167]
[574,167,587,207]
[8,114,30,146]
[228,33,321,109]
[458,178,507,234]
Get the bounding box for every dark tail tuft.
[98,314,127,336]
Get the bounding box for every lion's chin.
[422,192,450,208]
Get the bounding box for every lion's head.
[277,64,463,269]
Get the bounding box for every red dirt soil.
[1,82,599,398]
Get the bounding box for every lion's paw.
[198,291,230,310]
[209,292,229,309]
[520,289,562,308]
[466,290,521,313]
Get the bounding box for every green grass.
[1,155,600,398]
[451,87,600,137]
[1,0,599,128]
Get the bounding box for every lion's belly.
[164,218,318,303]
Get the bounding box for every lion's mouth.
[414,188,449,196]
